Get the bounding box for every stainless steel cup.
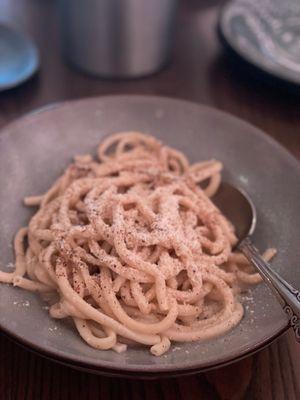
[59,0,178,78]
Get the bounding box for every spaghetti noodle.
[0,132,276,355]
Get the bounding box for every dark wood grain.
[1,0,300,399]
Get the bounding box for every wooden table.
[1,1,300,399]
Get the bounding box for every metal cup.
[59,0,178,78]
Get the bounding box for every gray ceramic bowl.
[0,96,299,377]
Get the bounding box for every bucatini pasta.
[0,132,276,356]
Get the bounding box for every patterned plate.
[218,0,300,85]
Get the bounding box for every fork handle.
[239,237,300,342]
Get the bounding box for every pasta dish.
[0,132,275,356]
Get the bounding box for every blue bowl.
[0,24,39,91]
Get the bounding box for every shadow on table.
[0,73,41,127]
[209,49,300,103]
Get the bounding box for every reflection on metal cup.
[59,0,178,78]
